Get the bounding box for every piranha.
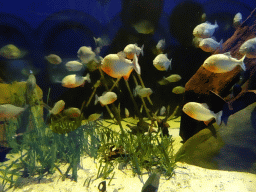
[160,106,166,116]
[63,107,81,118]
[199,38,223,52]
[153,53,172,71]
[95,92,117,106]
[172,86,185,94]
[61,73,91,88]
[192,37,203,48]
[182,102,222,126]
[93,35,110,48]
[158,74,182,85]
[233,12,242,28]
[88,113,103,122]
[50,100,65,115]
[0,104,28,120]
[133,85,153,97]
[239,37,256,58]
[193,21,218,38]
[77,46,96,64]
[125,108,129,118]
[26,70,36,97]
[101,52,140,80]
[65,60,83,71]
[0,44,26,59]
[45,54,62,64]
[156,39,166,52]
[123,44,144,60]
[202,52,246,73]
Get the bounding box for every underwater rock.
[0,82,44,148]
[175,102,256,174]
[180,8,256,142]
[180,65,239,142]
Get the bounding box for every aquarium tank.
[0,0,256,191]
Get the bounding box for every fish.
[0,104,28,120]
[88,113,103,122]
[182,102,222,126]
[77,46,96,64]
[95,92,117,106]
[192,37,203,48]
[201,13,207,22]
[0,44,25,59]
[132,20,155,34]
[123,44,144,60]
[125,108,129,118]
[172,86,185,94]
[101,52,141,80]
[156,39,165,51]
[50,100,65,115]
[153,53,172,71]
[45,54,62,64]
[160,106,166,116]
[26,70,36,92]
[199,38,223,52]
[65,60,83,71]
[158,74,182,85]
[63,108,81,118]
[202,52,246,73]
[233,12,242,28]
[93,35,110,47]
[193,21,218,38]
[239,37,256,58]
[133,85,153,97]
[61,73,91,88]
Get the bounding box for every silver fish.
[239,37,256,58]
[203,52,246,73]
[153,53,172,71]
[183,102,222,126]
[193,21,218,38]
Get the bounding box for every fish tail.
[133,88,137,97]
[141,44,144,56]
[215,110,223,126]
[168,58,172,71]
[94,94,99,105]
[85,73,91,83]
[132,54,141,74]
[215,20,218,28]
[239,55,246,71]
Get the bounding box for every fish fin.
[223,52,231,57]
[102,91,107,96]
[133,88,137,97]
[204,118,214,126]
[85,73,91,83]
[140,44,144,56]
[202,103,209,109]
[214,20,218,27]
[211,36,216,41]
[168,59,172,71]
[132,54,141,74]
[94,94,99,105]
[117,51,126,59]
[215,110,223,126]
[239,55,246,71]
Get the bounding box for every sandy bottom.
[1,117,256,192]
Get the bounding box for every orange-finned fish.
[101,52,140,80]
[61,73,91,88]
[182,102,222,126]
